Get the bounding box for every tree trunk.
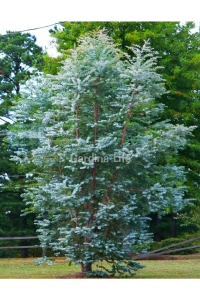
[155,214,161,242]
[81,262,92,273]
[170,213,177,238]
[21,217,29,258]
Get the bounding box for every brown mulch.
[57,272,89,279]
[57,272,118,279]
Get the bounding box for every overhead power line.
[0,22,66,36]
[17,22,65,33]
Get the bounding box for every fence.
[0,236,46,257]
[132,236,200,260]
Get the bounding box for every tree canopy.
[0,31,44,257]
[10,30,195,276]
[49,21,200,238]
[0,31,44,103]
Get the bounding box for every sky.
[0,0,200,56]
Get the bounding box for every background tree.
[0,31,44,257]
[0,31,44,104]
[42,53,63,75]
[11,31,195,276]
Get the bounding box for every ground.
[57,272,122,279]
[57,254,190,278]
[58,272,90,279]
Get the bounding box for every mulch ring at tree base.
[57,272,120,279]
[57,272,89,279]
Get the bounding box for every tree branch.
[120,86,137,148]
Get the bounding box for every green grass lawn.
[135,258,200,279]
[1,256,200,279]
[0,257,80,279]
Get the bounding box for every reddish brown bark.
[93,102,98,144]
[120,89,137,148]
[76,104,79,139]
[81,262,92,273]
[91,101,98,195]
[109,88,138,186]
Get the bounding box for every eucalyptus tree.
[50,22,200,240]
[11,31,195,276]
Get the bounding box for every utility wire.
[17,22,64,32]
[0,21,66,36]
